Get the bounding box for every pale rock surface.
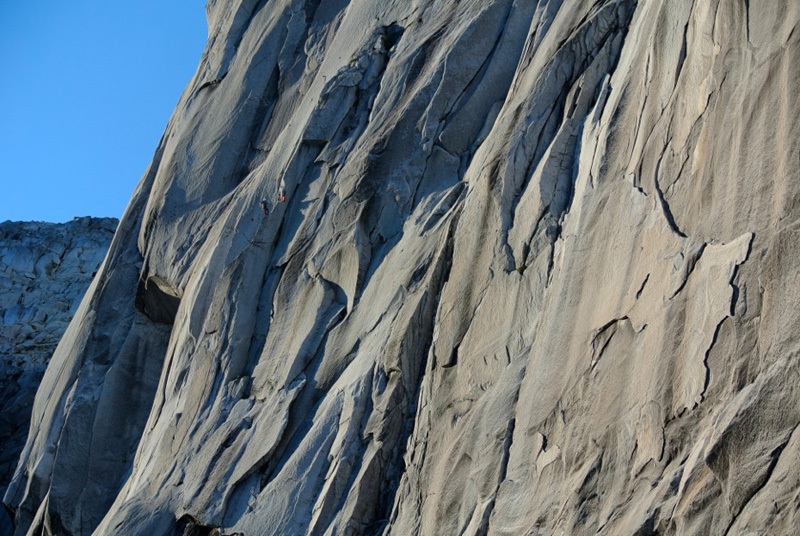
[5,1,800,535]
[0,218,116,532]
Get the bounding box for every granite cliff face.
[0,218,116,532]
[5,1,800,534]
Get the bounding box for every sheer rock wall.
[5,1,800,534]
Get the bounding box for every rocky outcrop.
[0,217,116,532]
[5,1,800,535]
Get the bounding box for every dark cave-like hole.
[134,275,181,325]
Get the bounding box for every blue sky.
[0,2,207,223]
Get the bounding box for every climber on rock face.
[278,189,286,203]
[260,199,269,215]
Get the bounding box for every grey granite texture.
[5,1,800,534]
[0,217,115,532]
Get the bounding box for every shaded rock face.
[5,1,800,535]
[0,218,116,531]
